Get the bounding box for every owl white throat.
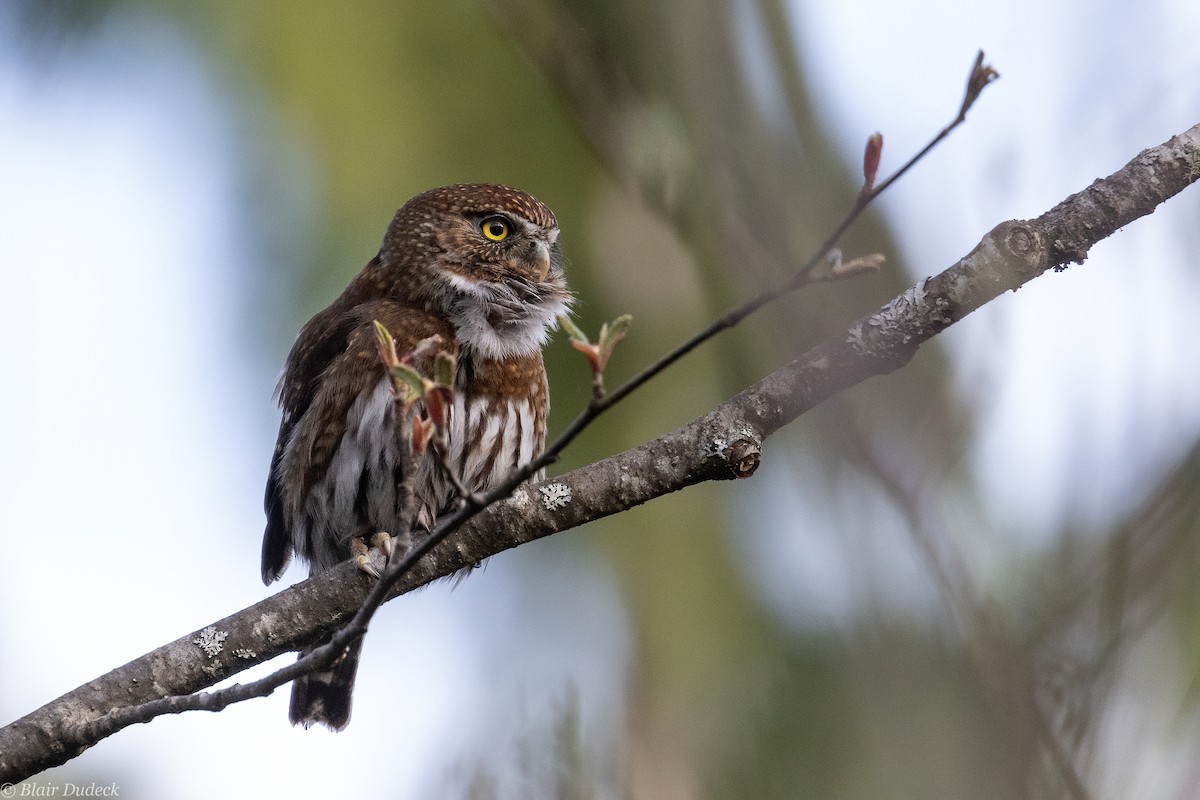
[439,270,572,362]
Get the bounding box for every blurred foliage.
[12,0,1200,798]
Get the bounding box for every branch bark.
[2,122,1197,783]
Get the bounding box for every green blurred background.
[3,1,1200,798]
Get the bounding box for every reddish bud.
[411,415,436,454]
[960,51,999,120]
[571,339,603,374]
[425,385,453,428]
[863,132,883,192]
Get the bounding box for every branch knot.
[705,430,761,479]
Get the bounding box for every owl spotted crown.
[390,183,559,231]
[376,183,572,361]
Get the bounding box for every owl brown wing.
[262,298,361,583]
[264,255,398,582]
[261,297,455,584]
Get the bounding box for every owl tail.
[289,635,363,731]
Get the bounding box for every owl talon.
[372,531,395,562]
[351,534,390,579]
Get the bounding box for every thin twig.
[569,51,998,418]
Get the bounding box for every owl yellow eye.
[480,216,510,242]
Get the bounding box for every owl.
[262,184,572,730]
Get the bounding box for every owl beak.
[532,240,552,282]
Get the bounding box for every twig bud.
[411,415,436,454]
[959,50,999,121]
[596,314,633,372]
[862,132,883,193]
[373,320,400,369]
[832,253,886,278]
[425,385,452,429]
[571,339,603,374]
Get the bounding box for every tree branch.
[2,122,1197,783]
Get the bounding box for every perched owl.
[262,184,572,730]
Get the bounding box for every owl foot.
[351,531,394,579]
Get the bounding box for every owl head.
[380,183,573,361]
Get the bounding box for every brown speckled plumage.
[262,184,571,730]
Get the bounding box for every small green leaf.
[389,364,427,399]
[558,315,589,345]
[433,350,456,387]
[373,320,399,367]
[597,314,632,369]
[599,314,632,349]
